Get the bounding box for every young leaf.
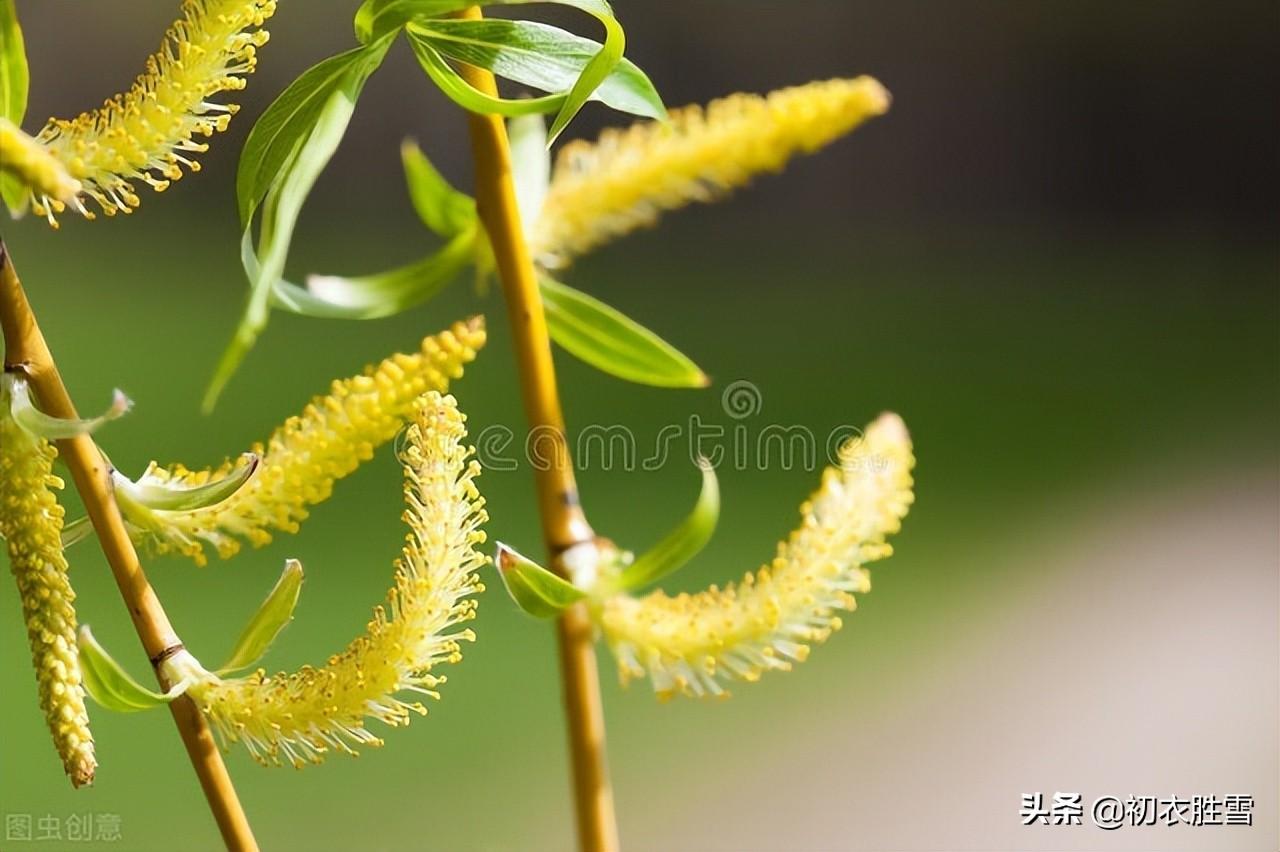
[410,18,663,121]
[269,226,477,320]
[496,542,586,618]
[217,559,305,675]
[114,454,259,512]
[408,34,565,117]
[0,0,28,213]
[509,113,550,233]
[207,35,395,411]
[7,375,130,440]
[354,0,627,140]
[78,627,187,713]
[620,459,719,592]
[236,35,396,228]
[401,139,477,237]
[539,275,708,388]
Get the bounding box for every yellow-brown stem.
[456,8,618,851]
[0,241,259,852]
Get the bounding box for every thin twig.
[0,239,259,852]
[455,8,619,850]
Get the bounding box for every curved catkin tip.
[28,0,276,226]
[598,413,914,700]
[532,76,892,268]
[166,393,490,768]
[120,319,488,564]
[0,381,97,785]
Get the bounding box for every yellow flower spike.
[531,77,891,268]
[0,379,96,786]
[122,318,486,565]
[161,393,488,767]
[25,0,276,225]
[597,412,914,700]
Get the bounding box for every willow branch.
[455,8,618,851]
[0,239,259,852]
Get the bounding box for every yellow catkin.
[531,77,891,268]
[162,393,488,767]
[599,412,914,700]
[0,118,81,206]
[0,379,96,786]
[123,318,486,565]
[26,0,276,226]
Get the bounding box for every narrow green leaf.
[61,516,93,549]
[620,459,719,592]
[508,114,550,232]
[207,35,394,411]
[235,34,395,227]
[496,542,586,618]
[540,275,709,388]
[115,454,259,512]
[401,139,476,237]
[408,34,564,117]
[217,559,305,675]
[0,0,27,124]
[0,0,29,214]
[268,226,476,320]
[78,627,186,713]
[355,0,629,139]
[6,375,130,440]
[411,18,663,121]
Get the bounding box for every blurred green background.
[2,1,1277,850]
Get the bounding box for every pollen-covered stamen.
[28,0,276,226]
[597,412,914,700]
[162,394,490,768]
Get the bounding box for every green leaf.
[235,35,395,228]
[78,627,187,713]
[0,0,27,125]
[410,18,663,121]
[0,0,28,214]
[61,515,93,549]
[355,0,628,140]
[620,459,719,592]
[114,454,259,512]
[508,114,550,231]
[268,226,476,320]
[206,35,395,412]
[495,542,586,618]
[217,559,305,675]
[539,275,708,388]
[401,139,476,237]
[408,34,564,117]
[6,375,130,440]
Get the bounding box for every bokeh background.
[2,1,1277,850]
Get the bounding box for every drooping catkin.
[163,393,488,767]
[599,412,913,700]
[531,77,890,267]
[122,318,486,565]
[0,379,96,786]
[24,0,276,226]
